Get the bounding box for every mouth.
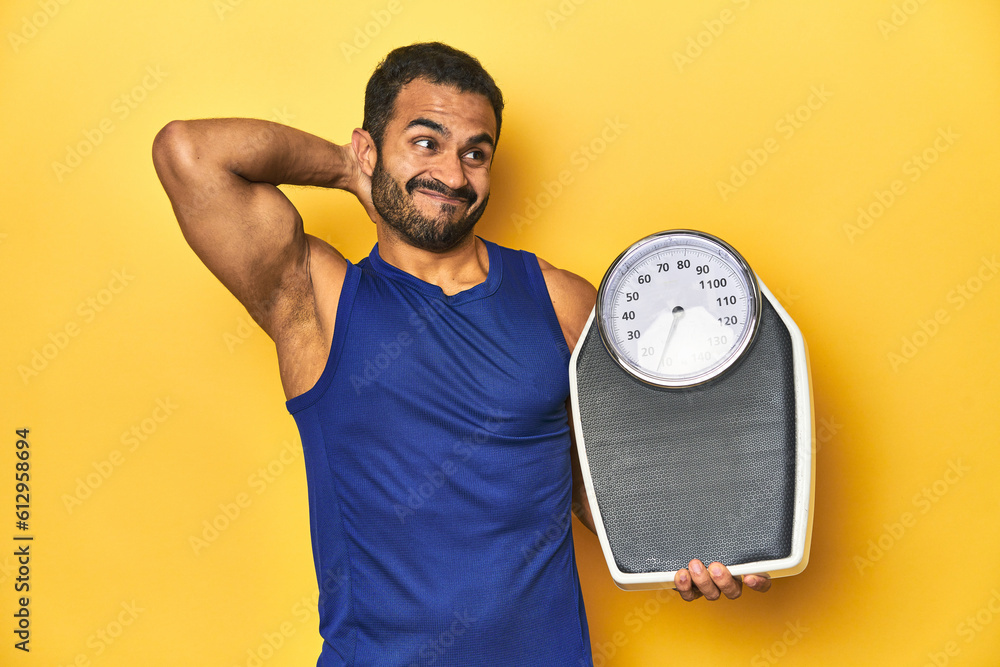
[415,188,469,207]
[406,178,475,208]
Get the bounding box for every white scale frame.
[569,279,815,590]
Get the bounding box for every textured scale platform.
[574,299,797,573]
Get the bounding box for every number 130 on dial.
[596,230,762,388]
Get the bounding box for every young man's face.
[370,77,497,253]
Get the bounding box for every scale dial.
[596,230,761,388]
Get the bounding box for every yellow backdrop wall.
[2,1,999,665]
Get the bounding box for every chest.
[338,285,570,439]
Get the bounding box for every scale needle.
[657,306,685,371]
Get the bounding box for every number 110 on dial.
[596,230,762,388]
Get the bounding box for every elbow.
[152,121,213,226]
[152,120,206,183]
[153,120,184,158]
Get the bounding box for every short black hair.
[363,42,504,150]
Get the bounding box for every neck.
[375,225,489,296]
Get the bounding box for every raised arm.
[151,119,373,398]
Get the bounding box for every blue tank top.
[286,239,592,666]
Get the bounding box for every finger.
[674,568,702,602]
[707,562,743,599]
[744,573,772,593]
[688,559,722,601]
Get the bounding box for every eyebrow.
[405,117,495,150]
[406,117,449,137]
[466,132,495,150]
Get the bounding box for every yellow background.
[2,0,999,665]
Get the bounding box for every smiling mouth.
[406,177,475,206]
[415,189,468,206]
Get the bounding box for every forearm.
[154,118,355,192]
[566,414,597,533]
[572,487,596,534]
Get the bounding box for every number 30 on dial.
[596,229,762,388]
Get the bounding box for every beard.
[370,157,489,253]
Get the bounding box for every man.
[152,42,769,666]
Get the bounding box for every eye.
[463,148,487,162]
[414,138,435,150]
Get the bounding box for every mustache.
[405,177,476,203]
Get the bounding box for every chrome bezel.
[595,229,762,388]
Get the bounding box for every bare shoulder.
[537,256,597,351]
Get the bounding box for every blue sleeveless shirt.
[286,239,592,666]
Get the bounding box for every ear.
[352,128,377,177]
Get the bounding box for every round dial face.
[596,230,761,388]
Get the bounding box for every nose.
[429,152,468,193]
